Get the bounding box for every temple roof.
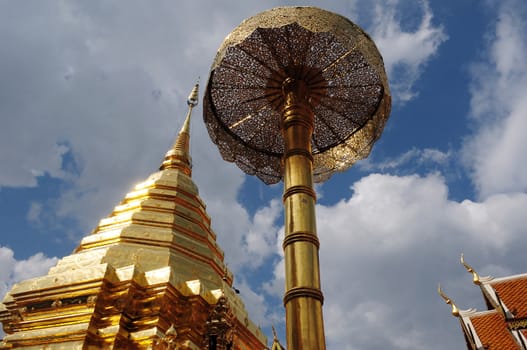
[441,255,527,350]
[489,274,527,319]
[270,325,286,350]
[469,311,519,349]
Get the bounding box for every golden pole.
[204,8,392,349]
[281,77,326,350]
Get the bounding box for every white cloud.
[262,257,284,299]
[235,279,282,329]
[369,0,447,103]
[0,0,448,255]
[210,198,282,273]
[242,199,282,267]
[320,176,527,350]
[262,173,527,349]
[360,147,451,172]
[463,0,527,198]
[0,1,285,234]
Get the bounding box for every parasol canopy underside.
[204,7,391,184]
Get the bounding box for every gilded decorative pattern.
[204,6,391,184]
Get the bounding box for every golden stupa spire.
[0,79,267,349]
[160,82,199,175]
[438,284,460,317]
[460,253,481,285]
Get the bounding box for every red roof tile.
[491,276,527,318]
[469,311,519,349]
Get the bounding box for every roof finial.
[460,253,481,285]
[438,283,460,317]
[160,81,199,175]
[270,325,285,350]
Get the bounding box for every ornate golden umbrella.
[204,7,391,349]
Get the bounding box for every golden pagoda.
[440,254,527,349]
[0,84,267,349]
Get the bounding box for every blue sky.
[1,0,527,349]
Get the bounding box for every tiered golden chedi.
[0,84,267,350]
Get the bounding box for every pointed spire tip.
[159,81,199,174]
[187,80,199,107]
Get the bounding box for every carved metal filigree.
[204,6,391,184]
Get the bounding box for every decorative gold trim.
[283,287,325,306]
[283,232,320,249]
[508,319,527,330]
[282,185,317,201]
